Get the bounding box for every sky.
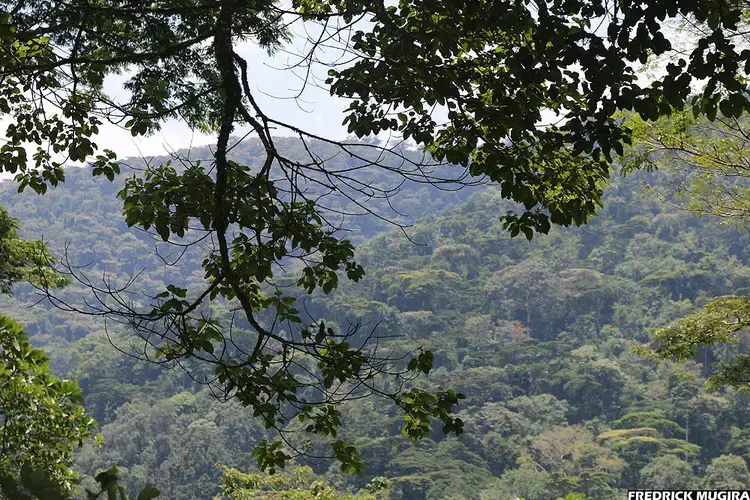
[0,25,356,180]
[98,12,672,162]
[99,39,352,160]
[0,10,386,184]
[0,10,691,180]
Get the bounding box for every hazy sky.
[0,12,683,177]
[100,39,352,160]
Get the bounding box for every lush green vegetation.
[0,206,95,498]
[8,0,750,498]
[2,148,750,498]
[618,110,750,391]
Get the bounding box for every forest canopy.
[4,0,750,497]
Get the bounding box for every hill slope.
[2,145,750,499]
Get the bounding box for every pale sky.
[0,12,687,176]
[0,21,366,181]
[99,40,352,159]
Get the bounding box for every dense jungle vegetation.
[8,0,750,498]
[3,139,750,499]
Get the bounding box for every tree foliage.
[0,202,97,496]
[0,315,98,492]
[622,107,750,224]
[7,0,750,490]
[621,101,750,393]
[0,464,161,500]
[215,465,384,499]
[638,296,750,390]
[704,454,750,489]
[1,163,747,497]
[0,205,66,294]
[639,455,696,490]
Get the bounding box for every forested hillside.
[2,140,750,499]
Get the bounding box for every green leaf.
[136,485,161,500]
